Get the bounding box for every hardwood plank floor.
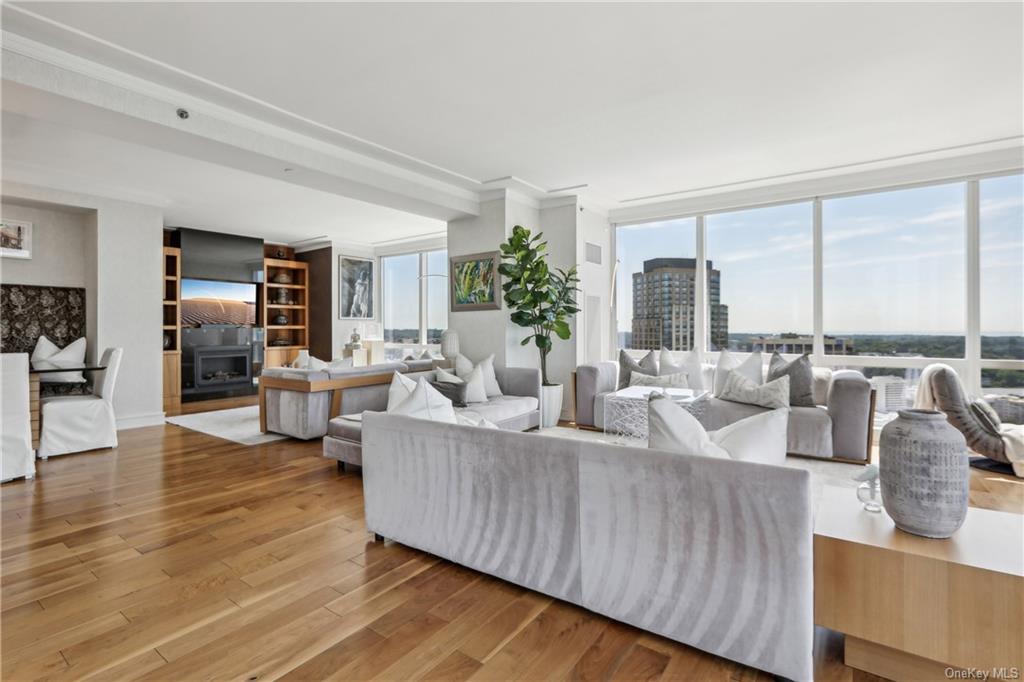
[2,425,1018,681]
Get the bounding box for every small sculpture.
[349,327,362,348]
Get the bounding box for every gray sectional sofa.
[322,365,541,470]
[575,360,873,461]
[361,412,815,681]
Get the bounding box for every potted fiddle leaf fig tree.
[498,225,580,428]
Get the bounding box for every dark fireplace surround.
[194,345,253,389]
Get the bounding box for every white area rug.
[166,406,288,446]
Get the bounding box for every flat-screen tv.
[181,279,257,327]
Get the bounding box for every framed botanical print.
[449,251,501,311]
[339,255,375,319]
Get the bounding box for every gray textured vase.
[879,409,969,539]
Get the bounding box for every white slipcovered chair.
[38,347,122,459]
[1,353,35,481]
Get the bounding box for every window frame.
[380,247,448,351]
[612,170,1024,395]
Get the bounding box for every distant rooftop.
[642,258,716,273]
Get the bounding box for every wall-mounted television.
[181,279,257,327]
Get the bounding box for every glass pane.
[706,202,812,352]
[982,369,1024,396]
[835,365,924,427]
[980,174,1023,362]
[382,253,420,344]
[615,218,697,351]
[823,182,965,358]
[426,249,448,345]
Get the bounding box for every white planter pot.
[540,384,563,428]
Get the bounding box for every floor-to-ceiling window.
[980,174,1024,394]
[381,247,448,358]
[706,202,813,352]
[615,218,697,351]
[612,171,1024,416]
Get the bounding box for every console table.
[814,484,1023,680]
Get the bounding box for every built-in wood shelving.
[162,243,182,413]
[262,244,309,368]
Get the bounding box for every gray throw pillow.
[429,380,468,408]
[719,373,790,410]
[766,352,815,408]
[970,398,1002,437]
[618,349,658,390]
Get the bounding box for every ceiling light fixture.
[176,108,189,120]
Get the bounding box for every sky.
[382,249,447,333]
[616,174,1024,337]
[182,278,257,302]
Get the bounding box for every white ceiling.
[1,112,444,245]
[13,2,1023,200]
[2,2,1022,237]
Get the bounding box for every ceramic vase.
[540,384,563,429]
[440,329,459,360]
[879,409,969,538]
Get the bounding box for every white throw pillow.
[455,353,502,398]
[648,395,788,465]
[387,378,457,423]
[329,357,354,369]
[659,348,705,391]
[387,371,418,411]
[454,353,475,377]
[31,336,87,383]
[455,411,500,429]
[435,367,462,383]
[308,356,328,371]
[462,365,488,404]
[630,370,688,388]
[711,408,789,465]
[719,373,790,410]
[712,350,763,396]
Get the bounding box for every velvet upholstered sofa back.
[361,413,815,681]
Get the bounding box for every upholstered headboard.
[0,284,87,354]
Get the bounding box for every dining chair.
[1,353,36,481]
[38,347,123,459]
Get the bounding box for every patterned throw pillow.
[618,349,658,390]
[630,371,689,388]
[718,373,790,410]
[766,353,816,407]
[970,399,1002,437]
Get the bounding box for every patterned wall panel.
[0,284,87,353]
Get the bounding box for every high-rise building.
[630,258,728,350]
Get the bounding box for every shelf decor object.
[879,409,969,538]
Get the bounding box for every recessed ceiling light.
[283,168,294,173]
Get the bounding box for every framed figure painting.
[339,255,374,319]
[450,251,500,311]
[0,220,32,259]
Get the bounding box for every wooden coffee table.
[814,484,1024,681]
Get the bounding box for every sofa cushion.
[618,349,658,390]
[328,415,363,442]
[812,367,833,406]
[712,350,763,395]
[458,395,538,424]
[387,371,418,410]
[767,353,816,407]
[388,379,457,423]
[702,397,833,457]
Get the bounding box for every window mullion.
[812,197,824,363]
[695,215,707,355]
[965,180,981,396]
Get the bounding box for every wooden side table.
[814,485,1024,680]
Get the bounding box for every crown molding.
[609,144,1024,225]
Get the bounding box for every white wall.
[0,201,93,288]
[2,181,164,429]
[577,205,613,364]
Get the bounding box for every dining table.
[28,359,107,450]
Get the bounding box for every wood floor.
[2,426,1020,681]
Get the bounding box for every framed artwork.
[339,255,375,319]
[0,220,32,259]
[449,251,501,311]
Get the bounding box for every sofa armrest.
[575,361,618,427]
[827,370,872,460]
[495,367,541,401]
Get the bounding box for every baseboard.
[117,412,166,430]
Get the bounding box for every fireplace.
[193,345,253,391]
